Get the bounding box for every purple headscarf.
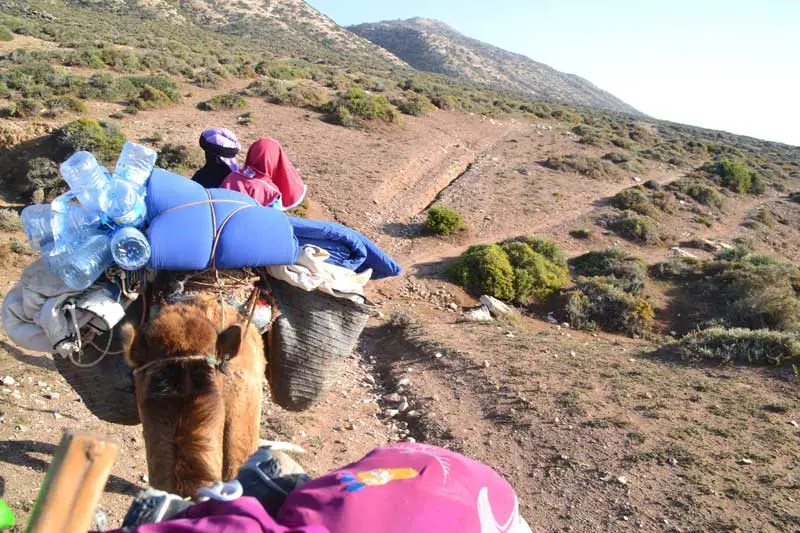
[199,127,240,172]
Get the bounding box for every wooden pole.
[26,431,119,533]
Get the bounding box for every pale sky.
[306,0,800,147]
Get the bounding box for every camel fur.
[120,294,265,497]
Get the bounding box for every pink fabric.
[221,138,306,210]
[104,444,528,533]
[281,443,529,533]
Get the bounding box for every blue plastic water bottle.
[113,142,157,191]
[21,204,54,251]
[59,152,109,214]
[110,227,151,270]
[48,233,113,290]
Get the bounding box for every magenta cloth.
[280,443,530,533]
[103,498,326,533]
[104,444,530,533]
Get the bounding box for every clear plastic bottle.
[57,233,113,290]
[59,152,110,214]
[21,204,54,251]
[98,179,147,227]
[110,227,151,270]
[113,141,157,191]
[50,192,102,248]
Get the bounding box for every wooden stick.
[26,431,119,533]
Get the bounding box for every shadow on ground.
[0,440,140,495]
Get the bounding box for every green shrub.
[572,124,606,146]
[430,94,455,110]
[243,78,289,103]
[193,69,223,89]
[569,229,591,239]
[610,187,654,216]
[0,208,22,232]
[156,143,202,173]
[287,83,328,108]
[127,77,181,109]
[8,98,43,118]
[699,254,800,331]
[43,96,86,117]
[667,179,724,208]
[396,94,435,116]
[325,86,401,127]
[678,328,800,365]
[198,93,248,111]
[614,211,659,244]
[0,26,12,42]
[789,192,800,203]
[499,240,569,303]
[704,159,763,194]
[570,248,647,294]
[502,235,567,268]
[79,73,137,101]
[426,205,464,236]
[602,152,631,164]
[543,154,622,181]
[24,157,63,200]
[448,244,515,301]
[565,277,654,336]
[50,117,126,162]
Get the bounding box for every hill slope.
[349,17,639,115]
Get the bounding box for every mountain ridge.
[349,17,640,115]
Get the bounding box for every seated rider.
[192,128,241,189]
[221,137,306,211]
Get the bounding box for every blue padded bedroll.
[288,217,401,279]
[146,169,298,270]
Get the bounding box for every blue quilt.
[288,217,402,279]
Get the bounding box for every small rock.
[346,423,356,431]
[569,351,577,357]
[517,167,530,176]
[434,351,444,359]
[372,199,379,205]
[53,412,63,420]
[789,420,799,427]
[141,474,149,484]
[46,392,60,400]
[383,393,403,403]
[398,399,409,413]
[384,409,400,418]
[447,302,458,311]
[546,312,558,324]
[406,410,421,418]
[364,374,376,385]
[632,176,642,183]
[480,295,514,317]
[37,381,48,388]
[669,330,677,336]
[10,391,22,401]
[504,332,514,338]
[667,457,678,467]
[405,437,416,443]
[561,322,570,328]
[483,360,490,369]
[397,378,411,388]
[463,305,493,322]
[15,425,26,432]
[617,476,628,485]
[739,458,753,465]
[2,376,15,386]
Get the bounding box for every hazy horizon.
[307,0,800,147]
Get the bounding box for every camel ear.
[120,322,148,369]
[217,325,243,360]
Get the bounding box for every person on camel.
[191,128,241,189]
[221,137,306,211]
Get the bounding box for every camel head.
[120,302,243,497]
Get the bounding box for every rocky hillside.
[349,17,639,115]
[61,0,405,68]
